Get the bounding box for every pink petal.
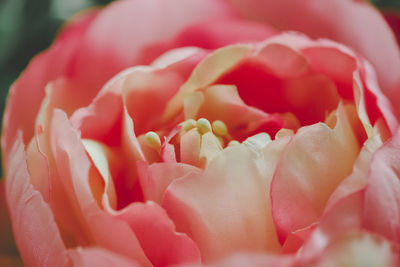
[163,140,288,262]
[364,128,400,243]
[137,161,201,204]
[299,191,365,263]
[69,0,235,80]
[311,231,399,266]
[174,18,277,49]
[122,68,185,135]
[69,247,139,267]
[5,135,69,267]
[179,128,202,167]
[205,253,295,267]
[50,110,152,266]
[271,104,360,243]
[115,201,201,266]
[224,0,400,116]
[325,135,382,211]
[70,70,126,146]
[71,47,207,147]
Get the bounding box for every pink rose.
[2,0,400,266]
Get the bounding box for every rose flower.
[1,0,400,266]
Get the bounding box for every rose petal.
[205,253,295,267]
[163,139,290,261]
[69,247,139,267]
[163,45,252,122]
[312,232,399,267]
[299,191,365,263]
[71,0,235,74]
[325,134,382,211]
[5,135,69,266]
[225,0,400,115]
[115,201,201,266]
[122,68,185,135]
[364,128,400,243]
[137,161,201,204]
[271,104,360,243]
[50,110,152,266]
[174,18,277,49]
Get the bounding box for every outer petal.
[69,247,139,267]
[224,0,400,116]
[115,201,201,266]
[50,110,152,266]
[163,137,290,262]
[310,232,399,267]
[271,104,360,243]
[173,18,277,50]
[364,128,400,243]
[205,253,294,267]
[137,161,201,204]
[5,135,69,267]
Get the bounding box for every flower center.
[142,118,243,167]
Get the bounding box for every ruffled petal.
[115,201,201,266]
[50,110,152,266]
[163,138,290,262]
[224,0,400,116]
[364,128,400,243]
[205,253,294,267]
[174,18,277,49]
[271,104,360,243]
[311,232,399,267]
[70,0,235,73]
[69,247,139,267]
[137,161,201,204]
[5,135,69,267]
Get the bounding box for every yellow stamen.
[212,120,228,136]
[181,119,197,132]
[145,131,161,150]
[197,118,212,135]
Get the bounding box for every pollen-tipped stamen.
[212,120,228,136]
[145,131,161,152]
[197,118,212,135]
[181,119,197,132]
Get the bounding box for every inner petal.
[216,58,341,125]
